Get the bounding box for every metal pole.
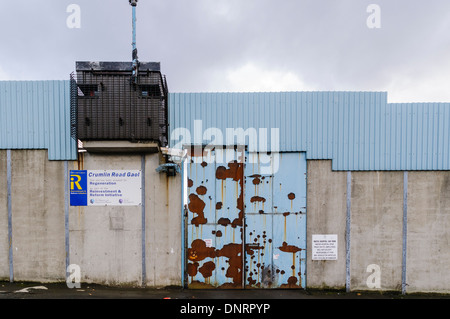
[7,150,13,282]
[345,171,351,293]
[402,171,408,295]
[64,161,70,280]
[132,6,137,52]
[141,154,146,286]
[130,0,139,81]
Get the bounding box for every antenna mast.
[129,0,139,83]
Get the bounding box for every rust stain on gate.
[188,193,207,227]
[216,160,244,229]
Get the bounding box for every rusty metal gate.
[185,147,306,289]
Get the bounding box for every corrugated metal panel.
[169,92,450,171]
[381,103,450,171]
[0,80,77,160]
[0,81,46,149]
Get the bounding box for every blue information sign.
[70,170,88,206]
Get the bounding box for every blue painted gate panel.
[185,148,306,289]
[245,152,307,288]
[186,147,245,288]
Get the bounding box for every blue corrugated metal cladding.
[2,83,449,170]
[0,81,77,160]
[169,92,450,171]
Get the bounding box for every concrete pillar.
[350,171,403,291]
[306,160,347,289]
[406,171,450,293]
[9,150,66,282]
[145,153,182,287]
[68,153,143,286]
[68,151,182,287]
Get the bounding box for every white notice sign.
[87,170,142,206]
[312,235,338,260]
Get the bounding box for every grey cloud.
[0,0,450,101]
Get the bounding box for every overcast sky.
[1,0,450,102]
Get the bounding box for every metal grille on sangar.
[71,61,168,147]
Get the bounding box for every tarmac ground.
[1,281,447,318]
[0,281,450,300]
[1,280,449,299]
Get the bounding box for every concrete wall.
[13,151,67,281]
[144,154,182,287]
[68,152,143,286]
[1,153,450,293]
[350,171,404,291]
[2,150,67,282]
[306,160,347,289]
[407,171,450,293]
[0,149,182,287]
[306,160,450,294]
[0,149,64,282]
[69,152,182,287]
[68,152,182,287]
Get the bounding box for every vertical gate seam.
[181,159,186,288]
